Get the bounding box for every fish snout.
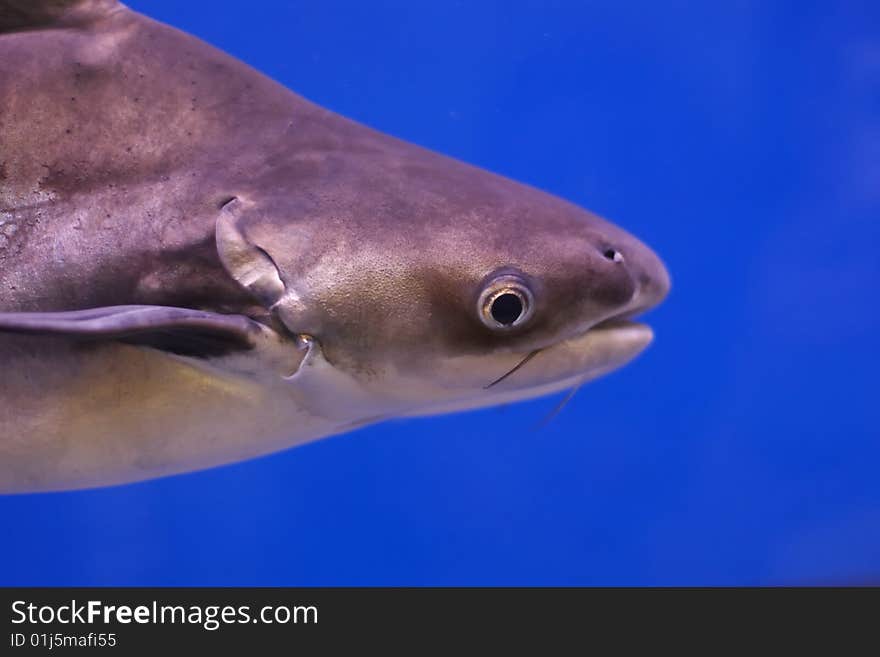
[622,238,671,316]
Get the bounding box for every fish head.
[221,124,670,419]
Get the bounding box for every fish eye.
[477,275,535,330]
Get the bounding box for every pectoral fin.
[0,305,266,357]
[215,197,286,307]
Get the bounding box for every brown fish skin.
[0,1,669,492]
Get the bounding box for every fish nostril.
[603,248,624,263]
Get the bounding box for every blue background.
[2,0,878,585]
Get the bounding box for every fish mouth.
[484,314,649,388]
[481,317,653,399]
[582,297,661,335]
[487,305,658,392]
[589,315,646,332]
[405,318,653,417]
[549,307,655,362]
[400,314,654,418]
[543,315,653,379]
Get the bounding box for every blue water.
[2,1,878,585]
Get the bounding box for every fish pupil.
[491,293,524,326]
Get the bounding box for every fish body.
[0,1,670,492]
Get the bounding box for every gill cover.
[215,198,286,308]
[214,197,389,419]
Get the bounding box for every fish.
[0,0,670,492]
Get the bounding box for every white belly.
[0,335,338,492]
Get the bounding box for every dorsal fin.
[0,0,120,33]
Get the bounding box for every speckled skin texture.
[0,1,669,491]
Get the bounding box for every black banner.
[1,587,875,651]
